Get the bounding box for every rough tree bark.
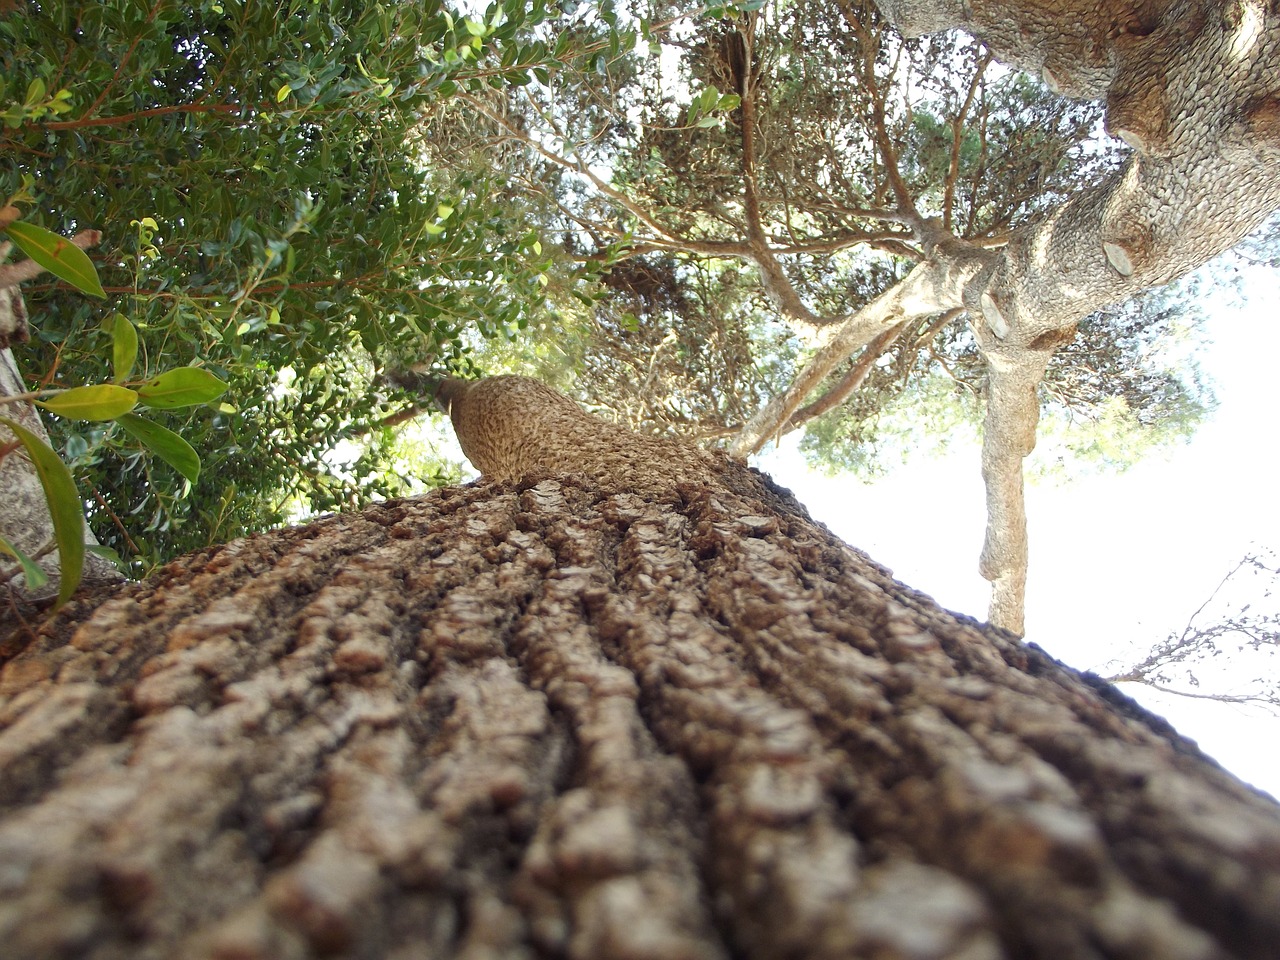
[3,378,1279,960]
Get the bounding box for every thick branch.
[0,229,102,290]
[780,321,910,434]
[729,240,993,458]
[738,20,829,331]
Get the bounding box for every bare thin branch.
[738,18,830,331]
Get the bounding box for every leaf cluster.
[2,0,579,572]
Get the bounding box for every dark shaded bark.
[2,459,1278,959]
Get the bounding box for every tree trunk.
[729,0,1280,634]
[3,462,1278,958]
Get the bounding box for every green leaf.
[36,384,139,421]
[276,83,292,102]
[0,416,83,607]
[0,533,50,591]
[3,221,106,298]
[136,367,229,409]
[695,116,720,128]
[24,76,46,107]
[111,313,139,382]
[116,413,201,483]
[86,544,125,571]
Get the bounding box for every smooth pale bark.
[0,346,121,597]
[1,348,66,579]
[728,235,1000,459]
[2,457,1279,959]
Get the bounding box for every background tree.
[442,0,1171,452]
[428,0,1279,635]
[865,0,1280,632]
[3,377,1279,959]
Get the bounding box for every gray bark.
[2,455,1278,959]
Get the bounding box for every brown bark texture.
[3,456,1280,958]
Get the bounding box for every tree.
[0,0,577,574]
[441,0,1157,450]
[865,0,1280,635]
[431,0,1280,636]
[2,375,1279,959]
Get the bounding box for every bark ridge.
[3,459,1279,959]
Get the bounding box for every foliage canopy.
[428,0,1212,475]
[2,0,592,572]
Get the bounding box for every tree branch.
[41,102,250,130]
[943,51,992,231]
[837,0,923,227]
[0,229,102,290]
[779,321,909,436]
[737,18,831,332]
[0,229,102,346]
[730,263,929,456]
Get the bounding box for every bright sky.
[757,261,1280,799]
